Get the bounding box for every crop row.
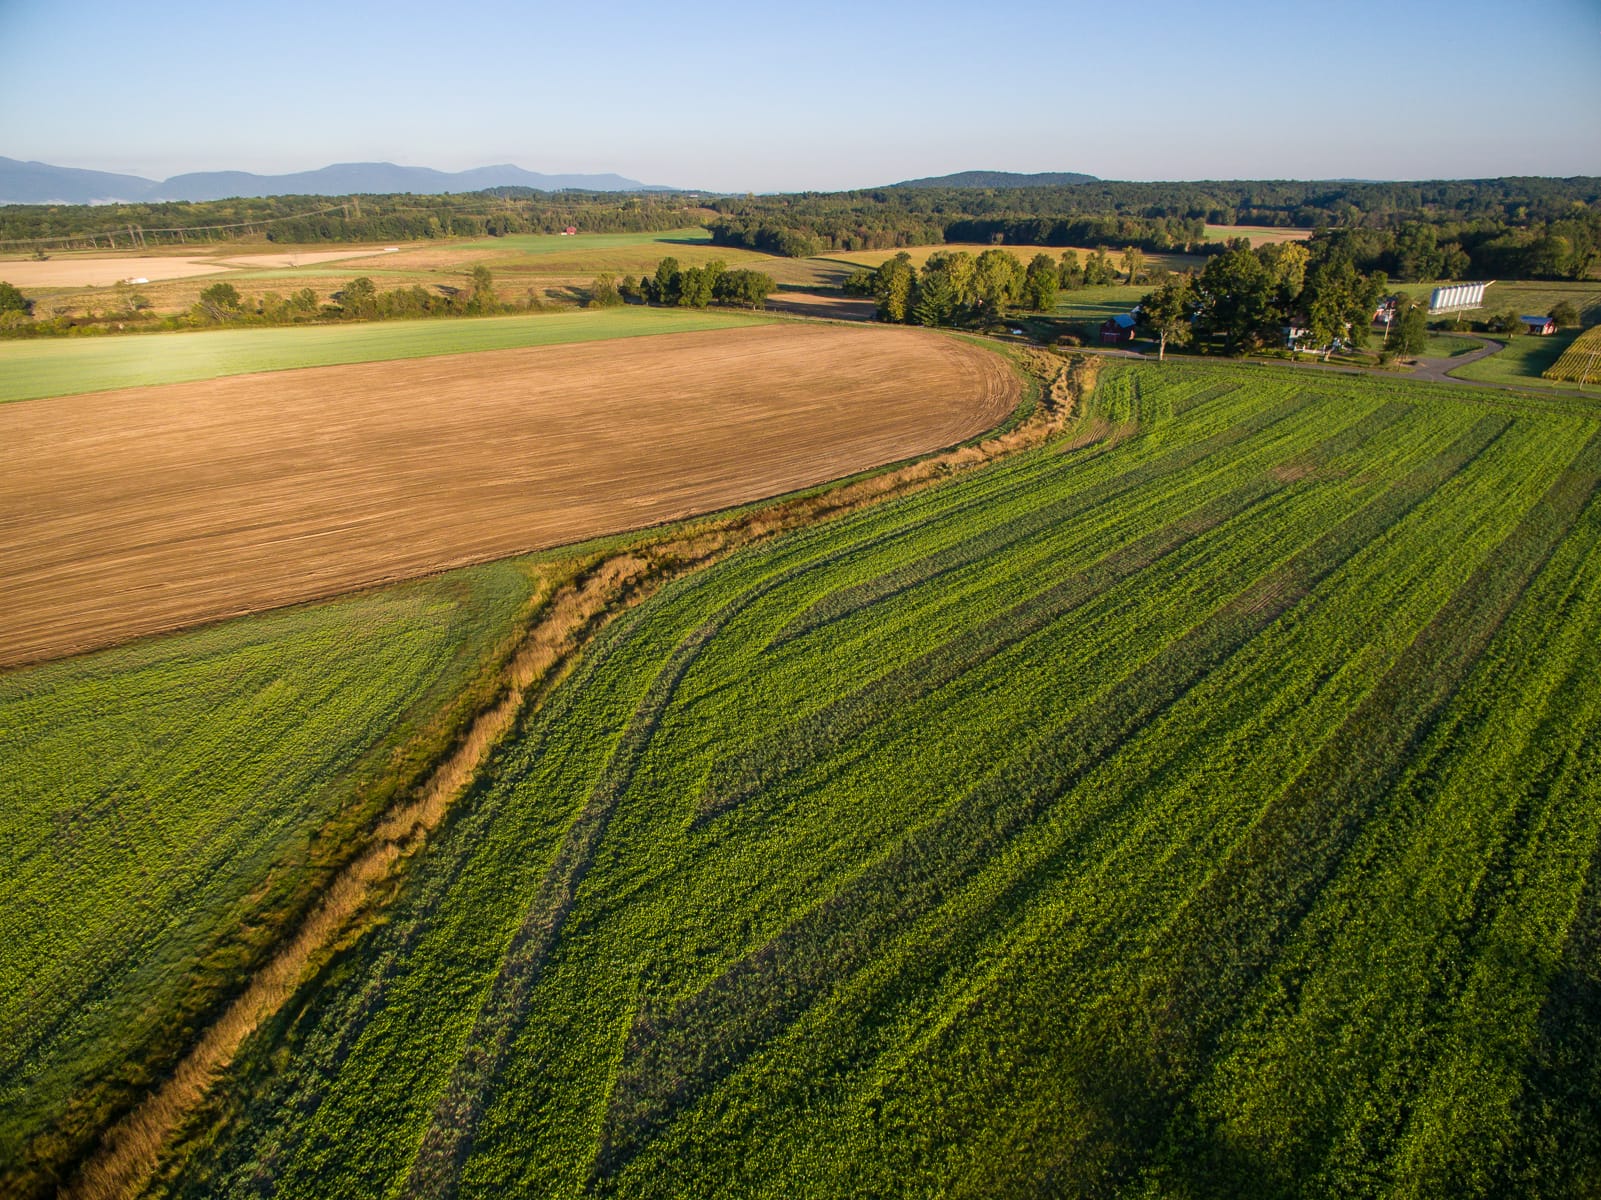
[157,363,1601,1198]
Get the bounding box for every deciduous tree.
[1024,254,1059,311]
[1139,277,1195,361]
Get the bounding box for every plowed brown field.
[0,324,1017,667]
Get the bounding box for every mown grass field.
[1450,326,1583,390]
[1201,224,1312,245]
[161,361,1601,1198]
[0,561,539,1194]
[1418,332,1480,358]
[0,307,770,403]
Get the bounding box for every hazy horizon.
[2,0,1597,193]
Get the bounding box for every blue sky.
[1,0,1597,190]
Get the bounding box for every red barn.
[1521,314,1557,335]
[1100,313,1137,345]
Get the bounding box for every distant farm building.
[1283,324,1312,350]
[1429,281,1491,314]
[1521,314,1558,336]
[560,226,578,236]
[1101,313,1137,344]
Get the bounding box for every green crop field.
[0,307,771,403]
[0,562,538,1191]
[158,361,1601,1198]
[1544,325,1601,386]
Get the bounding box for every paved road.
[1408,335,1503,384]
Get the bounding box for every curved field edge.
[150,361,1601,1198]
[32,337,1040,1200]
[0,323,1012,669]
[0,308,772,405]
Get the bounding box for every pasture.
[0,323,1017,665]
[0,561,538,1196]
[0,306,770,403]
[1450,326,1583,390]
[161,361,1601,1197]
[1202,223,1312,245]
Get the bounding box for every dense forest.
[3,178,1596,285]
[705,178,1601,277]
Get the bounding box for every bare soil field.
[0,257,238,288]
[0,324,1017,667]
[0,247,397,289]
[765,291,878,320]
[214,248,399,269]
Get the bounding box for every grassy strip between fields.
[0,307,772,404]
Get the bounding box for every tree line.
[702,178,1601,268]
[0,191,709,249]
[587,258,777,310]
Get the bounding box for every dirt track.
[0,324,1017,667]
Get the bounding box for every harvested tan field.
[765,291,878,320]
[0,247,395,289]
[214,247,399,269]
[0,257,237,288]
[0,324,1017,667]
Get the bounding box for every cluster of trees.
[0,191,708,250]
[605,258,777,309]
[0,280,31,328]
[847,245,1151,327]
[846,249,1059,325]
[1303,216,1600,282]
[1138,240,1387,359]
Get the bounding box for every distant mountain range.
[0,158,675,205]
[890,170,1100,189]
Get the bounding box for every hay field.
[1202,224,1312,245]
[0,324,1017,666]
